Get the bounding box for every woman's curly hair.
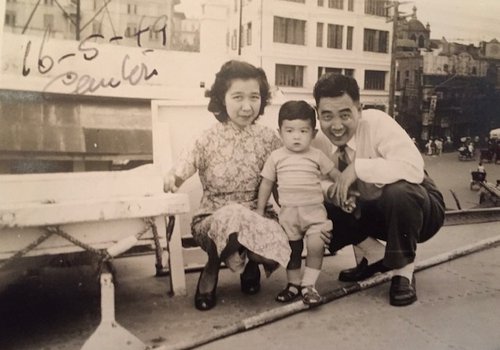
[207,60,271,123]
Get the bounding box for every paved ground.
[423,151,500,210]
[1,151,500,350]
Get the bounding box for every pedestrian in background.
[434,138,443,156]
[425,139,434,156]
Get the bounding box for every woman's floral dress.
[173,121,291,272]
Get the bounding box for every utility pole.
[75,0,81,40]
[238,0,243,56]
[386,1,411,119]
[386,1,399,118]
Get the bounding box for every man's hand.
[328,163,358,210]
[320,229,332,246]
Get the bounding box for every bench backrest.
[151,100,281,236]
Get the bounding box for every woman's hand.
[163,172,179,193]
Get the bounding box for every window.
[44,0,54,5]
[44,14,54,30]
[328,0,343,9]
[125,24,137,37]
[92,22,102,35]
[318,67,353,79]
[363,29,388,53]
[149,28,159,40]
[234,0,238,12]
[127,4,137,15]
[5,12,16,27]
[365,0,387,16]
[231,29,237,50]
[246,22,252,46]
[418,35,425,48]
[365,70,386,90]
[345,68,354,77]
[346,26,353,50]
[276,64,304,87]
[318,0,324,5]
[327,24,343,49]
[318,67,341,79]
[348,0,354,11]
[316,22,324,47]
[273,16,306,45]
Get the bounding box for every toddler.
[257,100,340,306]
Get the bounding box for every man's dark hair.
[313,73,360,106]
[206,60,271,123]
[278,100,316,129]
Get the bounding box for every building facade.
[224,0,393,108]
[394,8,500,145]
[3,0,182,50]
[0,1,214,175]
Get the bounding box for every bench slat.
[0,193,189,228]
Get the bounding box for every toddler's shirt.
[261,147,334,206]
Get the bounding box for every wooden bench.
[0,153,190,297]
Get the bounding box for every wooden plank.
[0,193,190,228]
[0,164,163,205]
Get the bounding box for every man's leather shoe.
[338,257,391,282]
[390,275,417,306]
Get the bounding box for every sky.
[175,0,500,45]
[400,0,500,44]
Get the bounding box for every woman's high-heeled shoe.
[240,260,261,295]
[194,270,218,311]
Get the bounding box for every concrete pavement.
[1,220,499,350]
[1,151,500,350]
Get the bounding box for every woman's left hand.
[163,172,178,193]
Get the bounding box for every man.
[312,74,445,306]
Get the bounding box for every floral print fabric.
[174,122,291,269]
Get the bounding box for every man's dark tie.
[337,145,350,171]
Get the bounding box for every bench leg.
[164,215,186,296]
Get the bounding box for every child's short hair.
[278,100,316,129]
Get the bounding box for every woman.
[164,60,291,311]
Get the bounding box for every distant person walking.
[434,138,443,156]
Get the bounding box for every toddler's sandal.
[275,283,301,303]
[301,285,323,306]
